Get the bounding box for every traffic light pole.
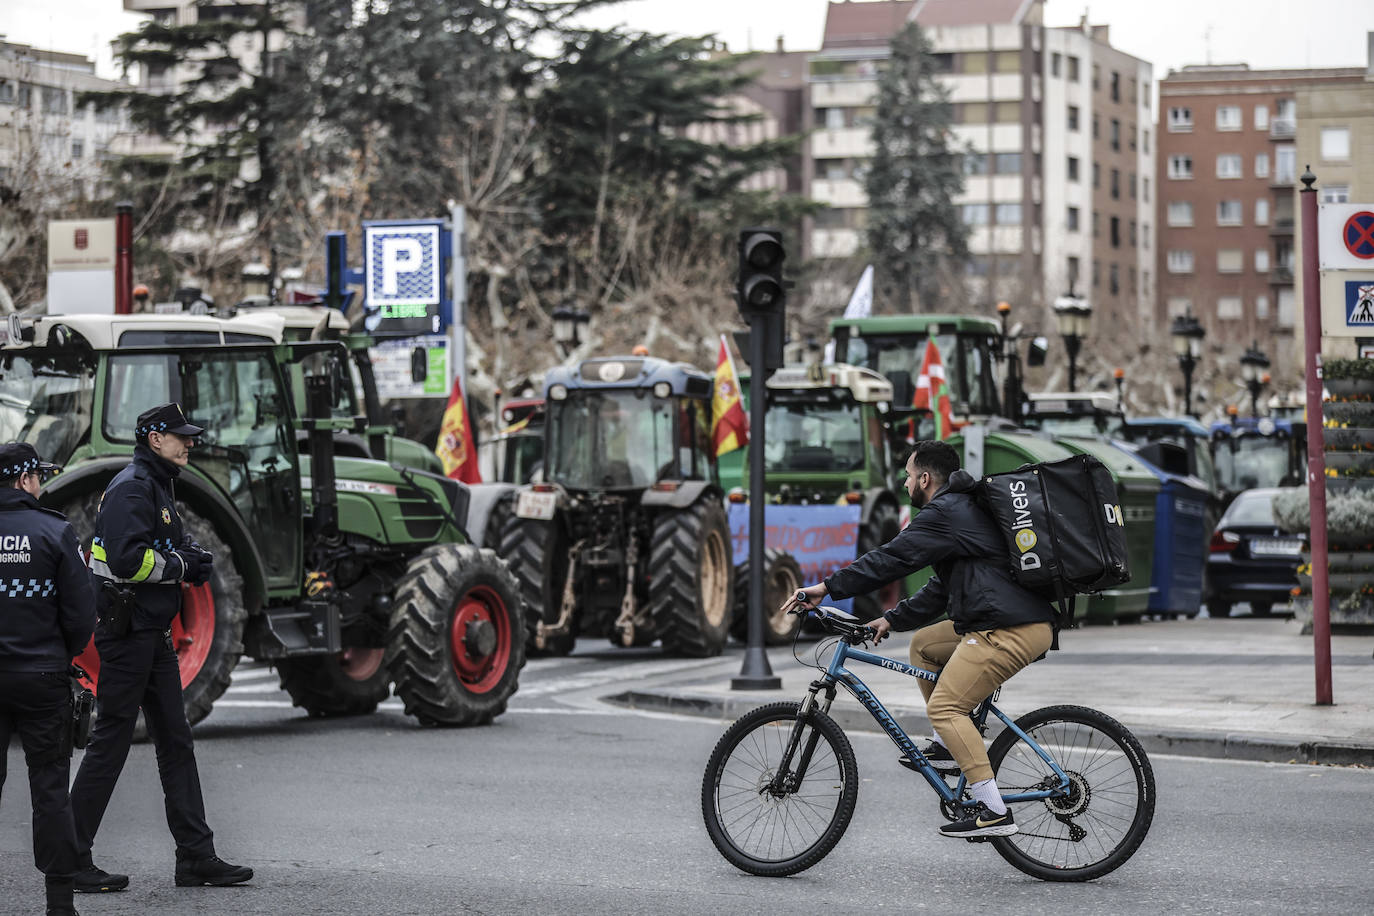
[732,311,781,690]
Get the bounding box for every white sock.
[969,778,1007,815]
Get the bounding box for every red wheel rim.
[448,585,512,694]
[172,583,216,689]
[74,638,100,693]
[339,647,384,681]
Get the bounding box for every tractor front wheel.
[276,649,390,718]
[648,498,733,657]
[386,545,526,726]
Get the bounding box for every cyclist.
[781,440,1055,839]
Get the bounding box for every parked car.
[1203,488,1302,617]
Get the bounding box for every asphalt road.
[3,642,1372,915]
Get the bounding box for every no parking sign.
[1319,204,1374,269]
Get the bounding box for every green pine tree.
[863,22,968,312]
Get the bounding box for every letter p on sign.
[381,238,423,295]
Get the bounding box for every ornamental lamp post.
[1113,367,1125,406]
[1240,341,1270,418]
[1052,293,1092,392]
[1169,310,1206,418]
[552,305,591,356]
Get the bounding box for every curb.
[604,689,1374,768]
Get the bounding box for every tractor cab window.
[547,389,675,490]
[674,398,711,480]
[1214,435,1292,491]
[842,332,999,418]
[0,352,96,466]
[764,391,865,472]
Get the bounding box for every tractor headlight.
[549,384,568,401]
[653,381,672,398]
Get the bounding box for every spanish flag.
[712,334,749,456]
[913,337,954,440]
[436,375,481,483]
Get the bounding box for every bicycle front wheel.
[987,704,1155,882]
[701,701,858,877]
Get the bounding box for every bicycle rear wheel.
[987,704,1155,882]
[701,701,858,877]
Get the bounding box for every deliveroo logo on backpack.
[1104,502,1124,526]
[1007,479,1042,571]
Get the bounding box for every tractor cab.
[1021,392,1126,439]
[1210,415,1306,506]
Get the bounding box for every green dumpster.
[1051,437,1159,623]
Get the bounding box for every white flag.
[843,264,874,319]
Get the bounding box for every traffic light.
[736,228,785,314]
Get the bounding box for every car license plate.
[515,490,556,520]
[1251,538,1301,557]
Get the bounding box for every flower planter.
[1323,427,1374,449]
[1323,452,1374,474]
[1326,378,1374,398]
[1328,550,1374,572]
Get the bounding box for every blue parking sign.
[363,221,444,336]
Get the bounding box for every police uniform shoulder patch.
[161,507,172,525]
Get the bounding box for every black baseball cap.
[0,442,61,481]
[135,403,206,440]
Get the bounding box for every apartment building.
[0,40,136,191]
[803,0,1154,336]
[1157,63,1362,379]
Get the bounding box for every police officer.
[0,443,96,916]
[68,404,252,892]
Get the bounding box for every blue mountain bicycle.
[701,606,1155,880]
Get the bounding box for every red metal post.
[1299,168,1332,706]
[114,201,133,315]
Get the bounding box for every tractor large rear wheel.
[499,515,575,656]
[731,548,804,645]
[648,498,733,657]
[64,492,246,727]
[852,501,902,621]
[276,649,390,718]
[386,544,526,726]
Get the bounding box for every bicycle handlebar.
[791,599,877,645]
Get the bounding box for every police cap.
[135,403,206,440]
[0,441,61,482]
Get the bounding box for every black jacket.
[89,445,191,631]
[824,469,1055,634]
[0,488,97,671]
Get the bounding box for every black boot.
[45,876,79,916]
[175,854,253,887]
[73,864,129,893]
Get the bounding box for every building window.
[1321,127,1351,162]
[1110,118,1120,151]
[1255,199,1270,225]
[1093,260,1100,288]
[1216,105,1242,131]
[1278,288,1296,328]
[1143,222,1151,250]
[826,108,846,129]
[1167,250,1195,274]
[1143,129,1150,154]
[1254,152,1269,178]
[0,82,13,105]
[1129,171,1137,200]
[1322,184,1351,204]
[994,101,1020,123]
[963,152,989,175]
[1110,169,1120,199]
[1067,105,1079,131]
[1068,55,1080,81]
[1217,200,1244,225]
[1254,105,1269,130]
[1051,52,1062,77]
[1255,249,1270,272]
[1110,216,1121,248]
[1275,145,1296,183]
[1168,155,1193,180]
[1093,63,1101,90]
[1067,206,1081,231]
[1217,296,1243,320]
[1093,113,1099,139]
[994,152,1022,174]
[1128,121,1137,151]
[1067,156,1080,181]
[71,139,83,159]
[1218,249,1244,273]
[1168,107,1193,131]
[1111,72,1120,101]
[961,204,990,225]
[995,203,1022,225]
[1217,154,1243,179]
[1129,220,1137,247]
[1167,297,1193,318]
[1067,255,1081,288]
[1110,263,1120,293]
[1143,178,1150,202]
[1093,162,1101,188]
[1256,295,1270,319]
[1093,211,1100,238]
[1167,201,1194,226]
[40,86,68,115]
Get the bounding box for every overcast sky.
[3,0,1372,82]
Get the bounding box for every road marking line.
[225,683,287,694]
[516,658,722,696]
[228,668,278,683]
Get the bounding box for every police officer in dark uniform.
[68,404,252,892]
[0,443,96,916]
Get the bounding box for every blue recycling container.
[1114,443,1210,617]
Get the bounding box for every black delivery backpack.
[977,454,1131,639]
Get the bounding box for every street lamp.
[1052,293,1093,392]
[1169,310,1206,418]
[1113,367,1125,406]
[552,305,591,355]
[1240,341,1270,418]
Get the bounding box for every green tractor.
[718,363,906,622]
[499,356,733,657]
[1,312,524,727]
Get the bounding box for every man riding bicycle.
[781,440,1056,839]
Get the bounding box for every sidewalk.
[606,616,1374,766]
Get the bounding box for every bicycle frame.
[781,637,1072,808]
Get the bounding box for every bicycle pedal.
[964,836,992,844]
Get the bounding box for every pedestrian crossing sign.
[1347,281,1374,326]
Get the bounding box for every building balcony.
[1269,217,1295,237]
[1269,265,1294,285]
[1269,118,1296,139]
[810,127,873,159]
[1270,174,1297,189]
